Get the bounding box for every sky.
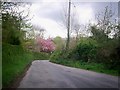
[16,0,119,38]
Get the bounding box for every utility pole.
[66,0,71,51]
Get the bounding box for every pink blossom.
[36,37,55,53]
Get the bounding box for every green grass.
[2,43,51,87]
[2,43,34,87]
[50,59,119,76]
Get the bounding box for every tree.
[95,5,118,38]
[90,26,109,44]
[2,2,32,45]
[33,25,46,38]
[53,36,65,50]
[89,5,120,68]
[36,37,55,53]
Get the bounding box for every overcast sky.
[20,0,119,38]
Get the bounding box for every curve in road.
[18,60,119,88]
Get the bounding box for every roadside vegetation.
[2,43,33,87]
[2,2,51,87]
[2,2,120,88]
[50,35,120,76]
[50,5,120,76]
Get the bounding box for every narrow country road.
[18,60,119,88]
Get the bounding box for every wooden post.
[66,0,71,51]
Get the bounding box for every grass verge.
[2,43,34,87]
[50,59,119,76]
[2,43,51,87]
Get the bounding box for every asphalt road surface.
[18,60,119,88]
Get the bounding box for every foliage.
[90,26,109,44]
[2,43,34,87]
[69,37,78,49]
[2,43,50,87]
[51,38,98,62]
[50,34,119,74]
[50,50,63,61]
[33,52,50,60]
[90,25,120,69]
[50,59,119,76]
[2,13,24,45]
[53,36,65,50]
[2,2,31,45]
[74,38,98,62]
[50,5,120,76]
[2,2,51,88]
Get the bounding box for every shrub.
[50,38,98,63]
[50,50,63,62]
[33,52,50,60]
[74,38,98,62]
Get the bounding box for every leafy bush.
[90,26,120,69]
[50,38,98,62]
[33,52,50,60]
[2,13,25,45]
[96,39,120,69]
[50,50,63,62]
[72,38,98,62]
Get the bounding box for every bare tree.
[95,4,118,38]
[33,25,46,39]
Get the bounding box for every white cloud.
[31,16,67,38]
[27,2,117,38]
[28,2,96,38]
[75,4,96,25]
[29,2,67,38]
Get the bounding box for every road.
[18,60,119,88]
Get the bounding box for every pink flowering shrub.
[36,37,55,53]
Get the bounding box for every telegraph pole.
[66,0,71,51]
